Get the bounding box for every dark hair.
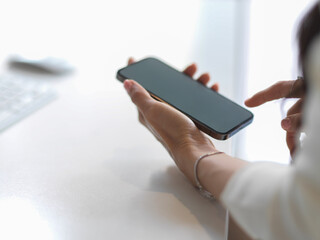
[297,2,320,89]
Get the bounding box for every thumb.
[124,80,154,112]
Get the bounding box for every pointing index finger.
[245,80,294,107]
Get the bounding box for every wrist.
[174,140,217,185]
[197,152,227,197]
[197,153,248,199]
[194,151,224,200]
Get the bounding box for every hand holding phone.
[121,60,250,199]
[117,57,253,140]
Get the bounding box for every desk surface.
[0,66,229,240]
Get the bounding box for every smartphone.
[117,57,253,140]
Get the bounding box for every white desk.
[0,63,229,239]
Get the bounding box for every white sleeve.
[221,91,320,240]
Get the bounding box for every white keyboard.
[0,75,56,132]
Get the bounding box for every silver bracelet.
[194,151,224,200]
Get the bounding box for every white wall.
[241,0,315,163]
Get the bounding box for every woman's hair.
[297,2,320,89]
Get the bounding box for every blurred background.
[0,0,315,162]
[0,0,317,239]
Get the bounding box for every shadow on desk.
[148,165,226,238]
[228,216,253,240]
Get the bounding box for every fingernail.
[124,80,133,93]
[281,118,291,130]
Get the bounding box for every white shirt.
[221,37,320,240]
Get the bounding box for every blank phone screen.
[117,58,253,139]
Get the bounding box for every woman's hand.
[124,58,219,184]
[245,78,305,156]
